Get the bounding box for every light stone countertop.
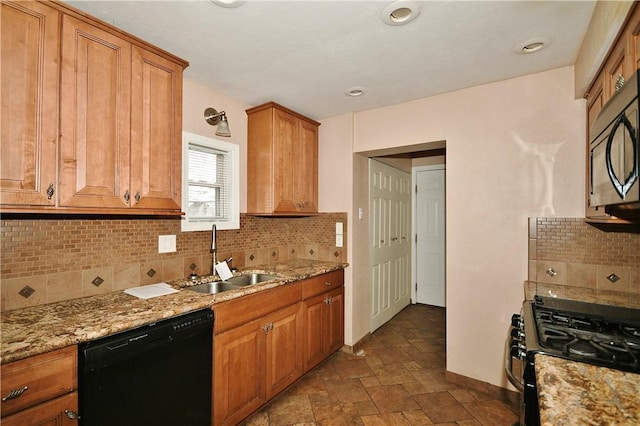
[535,353,640,425]
[1,259,347,365]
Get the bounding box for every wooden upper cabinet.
[59,14,132,209]
[130,46,183,211]
[247,102,320,216]
[2,0,187,214]
[0,1,59,207]
[627,3,640,71]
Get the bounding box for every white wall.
[320,66,586,388]
[183,79,250,212]
[317,113,356,342]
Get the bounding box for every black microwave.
[589,70,640,218]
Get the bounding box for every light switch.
[158,235,176,253]
[336,222,343,234]
[336,234,343,248]
[336,222,343,248]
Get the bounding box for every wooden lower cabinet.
[2,392,78,426]
[213,302,303,426]
[1,346,78,426]
[303,286,344,371]
[214,317,265,426]
[212,271,344,426]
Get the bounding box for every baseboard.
[445,370,520,411]
[340,332,372,355]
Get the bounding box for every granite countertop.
[1,259,347,365]
[535,354,640,425]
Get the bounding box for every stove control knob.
[510,328,525,339]
[509,340,526,359]
[511,314,522,328]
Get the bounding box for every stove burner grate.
[533,305,640,373]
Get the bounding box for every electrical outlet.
[158,235,176,253]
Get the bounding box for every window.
[181,131,239,231]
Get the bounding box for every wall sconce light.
[204,107,231,137]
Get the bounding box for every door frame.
[411,164,446,304]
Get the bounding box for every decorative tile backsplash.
[527,218,640,307]
[0,213,347,311]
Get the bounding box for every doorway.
[369,159,411,332]
[413,165,446,307]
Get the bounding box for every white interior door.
[414,166,446,307]
[370,159,411,332]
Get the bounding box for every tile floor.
[243,303,519,425]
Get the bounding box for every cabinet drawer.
[1,346,77,417]
[2,391,78,426]
[301,270,344,300]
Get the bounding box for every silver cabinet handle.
[134,191,141,204]
[263,323,270,333]
[65,409,80,420]
[324,281,332,286]
[124,190,130,203]
[545,268,557,277]
[46,183,54,200]
[391,237,398,241]
[2,386,28,402]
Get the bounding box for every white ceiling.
[68,0,596,121]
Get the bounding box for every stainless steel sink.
[186,281,243,294]
[225,273,280,286]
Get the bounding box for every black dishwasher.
[78,308,213,426]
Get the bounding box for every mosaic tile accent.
[91,276,104,287]
[19,286,35,299]
[147,269,157,278]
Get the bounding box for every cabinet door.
[303,293,327,371]
[265,303,303,399]
[2,392,78,426]
[294,120,318,213]
[130,46,182,211]
[214,318,265,426]
[1,1,58,207]
[624,3,640,71]
[326,287,345,354]
[272,108,299,213]
[59,14,131,209]
[603,32,634,100]
[303,287,344,371]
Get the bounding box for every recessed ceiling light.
[382,0,421,26]
[345,87,366,97]
[515,37,551,54]
[209,0,243,8]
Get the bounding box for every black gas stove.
[506,296,640,425]
[532,296,640,373]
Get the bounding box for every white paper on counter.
[124,283,179,299]
[215,261,234,281]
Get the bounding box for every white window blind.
[182,132,239,231]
